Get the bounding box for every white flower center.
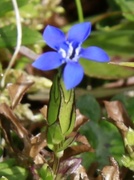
[59,42,81,62]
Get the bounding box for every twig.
[1,0,22,88]
[75,0,84,23]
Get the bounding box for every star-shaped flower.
[32,22,109,89]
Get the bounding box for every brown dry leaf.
[0,103,29,138]
[40,105,48,120]
[62,134,94,160]
[0,115,14,153]
[87,162,99,180]
[74,109,89,131]
[101,157,120,180]
[30,132,47,158]
[70,165,89,180]
[76,134,93,150]
[59,158,89,179]
[7,73,34,109]
[29,132,47,165]
[0,103,47,164]
[0,103,31,154]
[59,158,81,176]
[63,145,92,160]
[104,101,134,137]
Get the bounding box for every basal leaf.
[81,26,134,80]
[80,60,134,79]
[77,97,124,167]
[80,120,124,168]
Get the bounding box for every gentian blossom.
[32,22,109,90]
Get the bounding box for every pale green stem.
[1,0,22,88]
[53,153,60,178]
[75,0,84,22]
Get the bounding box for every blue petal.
[63,62,84,90]
[80,46,110,62]
[32,52,63,70]
[67,22,91,44]
[43,25,65,50]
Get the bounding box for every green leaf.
[0,0,27,17]
[0,25,42,48]
[58,137,74,152]
[80,60,134,79]
[47,75,61,125]
[0,159,16,170]
[59,79,75,135]
[106,0,120,10]
[0,63,2,84]
[47,123,64,150]
[122,155,134,171]
[0,63,2,73]
[84,29,134,57]
[15,57,31,69]
[125,128,134,147]
[77,94,124,167]
[39,164,54,180]
[115,0,134,21]
[0,177,8,180]
[81,120,124,168]
[76,94,101,122]
[0,166,28,180]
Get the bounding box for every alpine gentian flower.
[32,22,109,90]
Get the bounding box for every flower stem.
[53,153,60,177]
[75,0,84,22]
[1,0,22,88]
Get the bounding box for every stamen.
[66,43,73,59]
[59,42,81,62]
[59,48,66,58]
[75,45,81,56]
[70,48,76,59]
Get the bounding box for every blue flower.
[32,22,109,90]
